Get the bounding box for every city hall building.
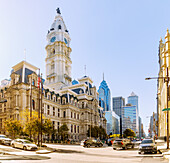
[0,9,106,141]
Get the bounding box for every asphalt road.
[0,144,168,163]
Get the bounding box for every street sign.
[162,108,170,111]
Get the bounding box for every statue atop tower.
[56,8,61,14]
[45,9,72,90]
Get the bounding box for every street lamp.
[145,67,169,149]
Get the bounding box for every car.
[83,139,103,148]
[11,139,38,151]
[138,138,157,154]
[112,139,134,150]
[0,135,12,145]
[80,139,87,146]
[107,138,115,146]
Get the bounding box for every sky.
[0,0,170,135]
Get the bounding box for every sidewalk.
[0,145,52,160]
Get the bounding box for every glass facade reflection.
[122,105,137,133]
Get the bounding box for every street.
[0,144,168,163]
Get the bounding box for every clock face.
[64,38,68,44]
[50,37,56,43]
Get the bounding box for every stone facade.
[0,9,106,141]
[157,29,170,137]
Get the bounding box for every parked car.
[0,135,12,145]
[80,139,87,146]
[11,139,38,151]
[112,139,134,150]
[138,138,157,154]
[107,138,115,146]
[83,139,103,148]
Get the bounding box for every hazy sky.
[0,0,169,134]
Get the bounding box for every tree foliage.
[87,126,107,140]
[24,118,53,143]
[58,124,69,141]
[4,119,23,139]
[123,128,136,138]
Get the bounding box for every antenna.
[103,72,104,80]
[24,48,26,61]
[84,65,86,76]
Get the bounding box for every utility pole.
[166,67,169,149]
[153,112,155,139]
[38,69,41,146]
[40,73,43,147]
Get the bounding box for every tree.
[4,119,23,139]
[123,128,136,138]
[58,124,69,141]
[24,118,53,143]
[87,126,107,140]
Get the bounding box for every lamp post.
[145,67,169,149]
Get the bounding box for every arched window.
[32,100,35,110]
[13,79,15,85]
[58,25,62,30]
[82,102,84,109]
[52,49,55,54]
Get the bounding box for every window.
[74,125,76,133]
[74,113,76,119]
[32,79,35,86]
[58,25,62,30]
[71,112,72,118]
[71,124,73,133]
[52,49,55,54]
[57,122,60,131]
[63,111,66,118]
[77,114,79,120]
[32,100,35,110]
[77,126,79,133]
[53,107,55,116]
[47,105,50,115]
[48,95,50,100]
[58,109,60,117]
[58,98,61,104]
[82,102,84,108]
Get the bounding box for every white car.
[0,135,12,145]
[11,139,38,150]
[80,139,87,146]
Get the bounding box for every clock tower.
[45,8,72,90]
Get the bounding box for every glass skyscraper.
[122,104,137,133]
[127,92,139,135]
[112,96,125,135]
[98,80,111,111]
[98,78,120,135]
